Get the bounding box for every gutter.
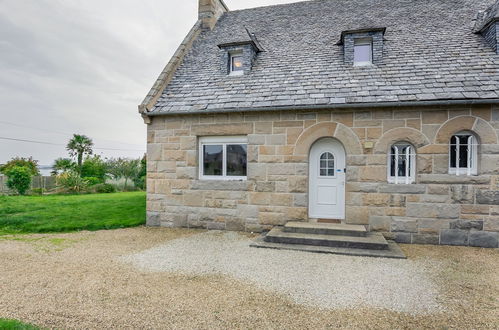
[146,98,499,117]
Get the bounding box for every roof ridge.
[227,0,326,14]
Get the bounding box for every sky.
[0,0,305,167]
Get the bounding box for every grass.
[0,192,146,235]
[0,319,39,329]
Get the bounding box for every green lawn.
[0,319,39,329]
[0,192,146,235]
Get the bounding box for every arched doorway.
[309,138,346,220]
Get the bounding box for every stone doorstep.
[264,227,389,250]
[250,235,406,259]
[284,221,367,237]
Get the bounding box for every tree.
[51,158,75,176]
[4,166,32,195]
[67,134,93,172]
[133,156,146,190]
[106,158,141,190]
[81,155,107,182]
[0,157,40,176]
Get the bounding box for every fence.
[0,175,57,195]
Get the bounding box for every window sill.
[387,178,415,185]
[229,71,244,77]
[191,180,250,191]
[353,62,374,67]
[448,169,478,176]
[418,174,490,185]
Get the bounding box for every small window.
[230,53,244,75]
[319,152,335,177]
[388,143,416,184]
[199,136,247,180]
[354,38,373,66]
[449,132,478,176]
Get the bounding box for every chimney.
[199,0,229,30]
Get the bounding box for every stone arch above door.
[374,127,430,154]
[294,122,362,156]
[434,116,498,144]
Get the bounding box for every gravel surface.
[1,227,497,329]
[122,231,441,314]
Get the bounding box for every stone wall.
[146,104,499,247]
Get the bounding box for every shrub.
[57,171,89,193]
[0,157,40,176]
[94,183,116,194]
[85,177,101,186]
[4,166,32,195]
[81,155,107,181]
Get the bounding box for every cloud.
[0,0,302,166]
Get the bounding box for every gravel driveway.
[123,231,441,314]
[0,227,497,329]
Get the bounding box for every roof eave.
[474,17,499,33]
[147,98,499,117]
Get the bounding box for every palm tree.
[67,134,93,172]
[51,158,75,176]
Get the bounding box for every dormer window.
[354,38,373,66]
[230,52,244,75]
[218,28,264,76]
[337,27,385,66]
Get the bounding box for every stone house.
[139,0,499,248]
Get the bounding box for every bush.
[57,171,89,193]
[94,183,116,194]
[4,166,32,195]
[85,177,101,186]
[81,156,107,181]
[0,157,40,176]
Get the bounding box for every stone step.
[251,236,406,259]
[264,227,389,250]
[284,221,367,237]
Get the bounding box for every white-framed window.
[449,132,478,176]
[319,152,335,177]
[229,52,244,75]
[353,38,373,66]
[388,143,416,184]
[199,136,247,180]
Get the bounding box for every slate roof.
[151,0,499,115]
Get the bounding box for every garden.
[0,134,146,235]
[0,134,146,195]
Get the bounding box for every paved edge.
[249,235,407,259]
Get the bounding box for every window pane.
[319,152,335,176]
[354,42,372,64]
[450,136,457,167]
[397,154,407,176]
[458,144,469,168]
[203,145,223,176]
[390,146,396,176]
[450,135,472,168]
[390,144,413,179]
[226,144,247,176]
[231,56,244,72]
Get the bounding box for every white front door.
[309,138,346,219]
